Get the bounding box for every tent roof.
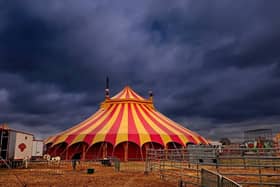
[45,86,208,147]
[111,86,146,100]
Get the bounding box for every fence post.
[197,162,199,185]
[243,156,246,169]
[178,179,183,187]
[159,159,162,177]
[257,149,262,187]
[144,148,150,174]
[200,168,205,187]
[218,174,222,187]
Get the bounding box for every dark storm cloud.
[0,73,96,133]
[1,1,280,140]
[0,1,108,93]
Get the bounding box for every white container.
[32,140,43,157]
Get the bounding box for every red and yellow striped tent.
[45,86,208,160]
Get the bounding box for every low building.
[244,128,274,148]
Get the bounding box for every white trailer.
[32,140,43,158]
[7,130,33,160]
[0,124,43,161]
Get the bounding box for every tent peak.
[111,86,145,100]
[101,86,155,109]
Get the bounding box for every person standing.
[72,153,81,170]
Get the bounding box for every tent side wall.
[86,142,103,160]
[48,142,67,159]
[113,142,142,161]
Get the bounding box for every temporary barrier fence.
[201,168,242,187]
[145,146,280,186]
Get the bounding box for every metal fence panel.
[201,169,242,187]
[221,177,242,187]
[201,168,220,187]
[145,147,280,186]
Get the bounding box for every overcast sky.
[1,1,280,141]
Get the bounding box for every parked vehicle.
[0,124,43,163]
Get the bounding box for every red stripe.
[114,90,123,99]
[125,89,129,99]
[51,108,103,145]
[82,104,119,145]
[64,135,76,145]
[67,105,116,144]
[64,105,114,145]
[118,90,125,98]
[130,90,142,100]
[191,134,206,144]
[128,103,140,146]
[113,93,120,99]
[139,104,184,146]
[134,104,164,146]
[116,90,123,99]
[197,136,208,144]
[143,105,199,144]
[104,104,125,145]
[50,136,60,145]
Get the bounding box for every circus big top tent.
[45,86,208,161]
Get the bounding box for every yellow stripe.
[120,88,127,99]
[124,88,129,99]
[111,87,145,100]
[69,134,85,145]
[115,90,124,99]
[51,109,105,146]
[111,90,123,99]
[65,109,104,135]
[127,90,133,99]
[90,104,122,145]
[158,112,200,143]
[53,106,116,146]
[51,134,69,146]
[155,111,200,143]
[44,136,55,144]
[136,104,171,146]
[144,106,188,145]
[130,89,144,100]
[115,104,128,145]
[51,109,104,145]
[68,105,118,146]
[131,103,151,146]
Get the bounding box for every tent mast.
[105,76,110,99]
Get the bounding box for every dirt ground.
[1,161,280,187]
[0,162,176,187]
